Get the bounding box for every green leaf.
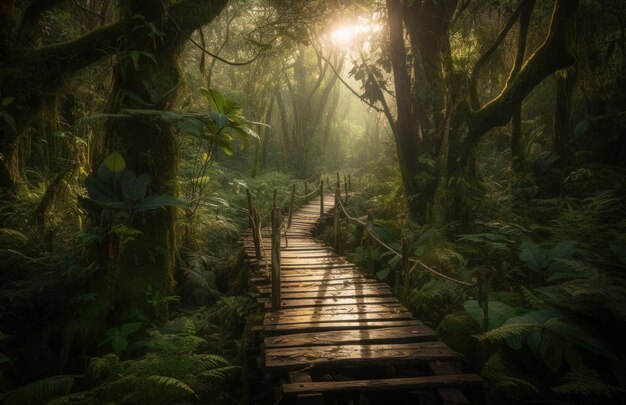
[547,240,577,260]
[464,300,516,330]
[103,151,126,173]
[519,241,549,272]
[574,119,590,138]
[129,50,140,70]
[376,267,391,280]
[146,376,196,396]
[120,172,151,201]
[134,194,186,212]
[120,322,142,335]
[84,176,118,202]
[111,334,128,353]
[543,318,618,362]
[201,88,226,113]
[539,330,564,371]
[210,111,229,130]
[221,145,234,156]
[1,96,15,107]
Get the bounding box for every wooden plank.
[265,303,405,319]
[265,310,413,327]
[276,287,392,300]
[428,361,472,405]
[259,283,389,295]
[265,325,437,348]
[265,342,457,372]
[257,281,388,294]
[264,320,422,334]
[288,372,323,405]
[265,296,398,309]
[279,266,359,275]
[281,374,483,396]
[259,273,367,283]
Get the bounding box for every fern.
[553,369,626,398]
[146,375,197,397]
[82,318,236,404]
[482,352,540,401]
[2,375,77,405]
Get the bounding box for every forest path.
[242,195,483,403]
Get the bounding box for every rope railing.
[334,190,478,288]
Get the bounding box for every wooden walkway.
[243,195,482,404]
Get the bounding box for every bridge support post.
[251,207,262,260]
[246,188,253,229]
[366,211,373,275]
[334,183,341,254]
[271,207,282,310]
[288,184,295,228]
[397,237,409,296]
[319,180,324,216]
[344,174,348,201]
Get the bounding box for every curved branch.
[469,0,579,142]
[469,0,530,109]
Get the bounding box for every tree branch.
[469,0,579,141]
[469,0,530,109]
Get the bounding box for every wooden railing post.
[348,174,352,192]
[288,183,295,228]
[366,211,373,275]
[336,171,340,186]
[251,206,262,260]
[271,207,282,310]
[334,182,341,253]
[398,237,409,296]
[343,174,348,200]
[246,188,253,229]
[319,180,324,216]
[272,188,277,208]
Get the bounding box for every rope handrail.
[336,196,367,226]
[334,193,477,287]
[364,226,477,287]
[295,181,322,199]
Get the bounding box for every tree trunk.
[83,0,228,331]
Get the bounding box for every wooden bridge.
[243,180,483,404]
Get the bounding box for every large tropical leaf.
[519,241,549,272]
[134,194,186,212]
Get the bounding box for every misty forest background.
[0,0,625,404]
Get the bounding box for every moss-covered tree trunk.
[382,0,578,226]
[84,0,228,328]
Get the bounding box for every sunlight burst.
[329,22,381,47]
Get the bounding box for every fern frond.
[198,366,239,380]
[480,323,537,343]
[44,392,90,405]
[88,353,120,378]
[146,375,197,397]
[3,375,77,405]
[521,286,545,308]
[552,369,625,398]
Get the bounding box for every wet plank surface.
[282,374,483,395]
[243,194,480,401]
